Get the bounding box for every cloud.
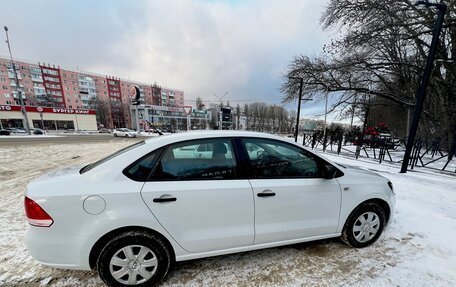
[1,0,329,106]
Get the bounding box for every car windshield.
[80,141,145,174]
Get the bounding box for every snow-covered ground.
[0,140,455,286]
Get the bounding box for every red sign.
[0,105,96,115]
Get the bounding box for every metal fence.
[301,133,455,173]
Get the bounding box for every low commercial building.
[0,104,97,131]
[130,104,210,132]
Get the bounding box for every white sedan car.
[25,131,395,286]
[113,128,137,138]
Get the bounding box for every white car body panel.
[250,177,341,244]
[24,130,395,271]
[333,165,396,230]
[141,180,254,253]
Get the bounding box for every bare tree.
[282,0,456,147]
[95,99,110,128]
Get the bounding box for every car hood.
[335,163,388,180]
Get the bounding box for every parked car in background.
[5,127,26,134]
[25,131,395,286]
[0,129,10,136]
[98,128,111,133]
[32,128,45,135]
[16,127,27,133]
[113,128,137,138]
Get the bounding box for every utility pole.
[400,2,447,173]
[4,26,31,135]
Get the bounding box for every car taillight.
[24,196,54,227]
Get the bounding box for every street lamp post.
[289,77,312,143]
[400,1,447,173]
[213,91,228,130]
[4,26,31,135]
[322,93,329,151]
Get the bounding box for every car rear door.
[141,138,255,253]
[240,137,341,245]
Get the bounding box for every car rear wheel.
[97,231,172,287]
[341,203,385,248]
[114,133,118,137]
[125,134,129,138]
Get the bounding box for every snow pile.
[0,141,455,286]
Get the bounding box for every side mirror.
[323,164,338,179]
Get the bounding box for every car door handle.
[257,191,276,197]
[153,197,177,203]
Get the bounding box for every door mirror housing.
[323,164,338,179]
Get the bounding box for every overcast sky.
[0,0,336,119]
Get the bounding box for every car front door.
[141,138,254,253]
[241,137,341,245]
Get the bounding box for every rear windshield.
[80,141,145,174]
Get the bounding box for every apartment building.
[0,56,184,130]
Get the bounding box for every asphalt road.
[0,134,144,146]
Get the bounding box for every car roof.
[143,130,291,147]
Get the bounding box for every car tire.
[341,203,386,248]
[114,133,118,137]
[97,231,172,287]
[125,134,129,138]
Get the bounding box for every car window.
[80,141,146,174]
[123,148,163,181]
[152,138,237,180]
[242,138,321,178]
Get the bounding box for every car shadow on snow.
[161,238,400,286]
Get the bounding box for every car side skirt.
[175,233,341,261]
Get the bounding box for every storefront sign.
[0,105,96,115]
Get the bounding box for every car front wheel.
[114,133,118,137]
[341,203,386,248]
[97,231,172,287]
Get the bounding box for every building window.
[2,86,7,90]
[4,93,10,97]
